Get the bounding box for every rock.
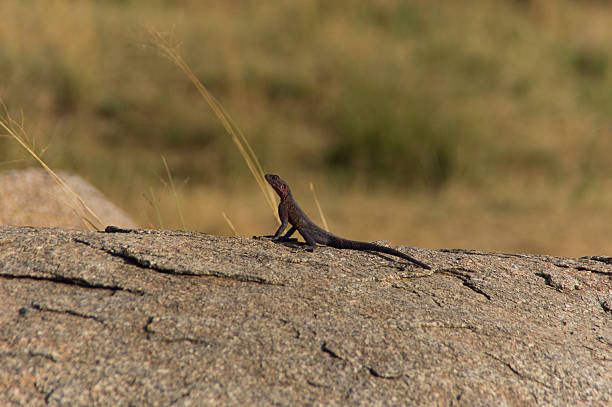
[0,225,610,406]
[0,168,136,229]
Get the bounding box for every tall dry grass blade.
[149,30,279,224]
[213,94,277,209]
[309,181,329,232]
[0,103,103,230]
[221,211,238,236]
[0,158,29,167]
[143,188,164,229]
[161,155,186,229]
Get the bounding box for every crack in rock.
[1,349,59,363]
[168,389,195,406]
[0,273,144,296]
[580,256,612,265]
[33,378,55,405]
[396,320,480,332]
[74,238,284,286]
[438,249,527,260]
[204,270,284,286]
[599,295,612,314]
[596,335,612,347]
[485,352,552,390]
[143,316,155,338]
[31,303,106,325]
[437,268,492,300]
[142,316,212,346]
[535,272,581,292]
[321,342,403,380]
[461,280,492,300]
[366,367,402,380]
[575,266,612,276]
[321,342,343,360]
[28,350,58,363]
[74,238,198,276]
[306,379,332,388]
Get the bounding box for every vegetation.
[1,0,611,255]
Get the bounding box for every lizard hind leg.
[297,229,318,251]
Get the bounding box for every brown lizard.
[264,174,431,269]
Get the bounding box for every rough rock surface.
[0,225,610,406]
[0,168,136,229]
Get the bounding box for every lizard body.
[265,174,430,269]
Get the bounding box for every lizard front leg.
[270,226,299,243]
[258,224,297,241]
[272,203,290,240]
[272,220,288,240]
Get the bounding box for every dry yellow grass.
[0,104,102,230]
[128,179,612,257]
[149,29,278,222]
[1,0,612,256]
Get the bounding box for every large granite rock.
[0,168,135,229]
[0,225,610,406]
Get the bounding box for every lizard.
[263,174,431,269]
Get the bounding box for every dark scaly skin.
[264,174,431,269]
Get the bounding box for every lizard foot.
[252,235,299,243]
[274,236,299,243]
[252,235,276,240]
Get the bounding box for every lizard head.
[265,174,291,199]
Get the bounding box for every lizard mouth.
[265,174,281,186]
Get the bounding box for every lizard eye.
[280,185,286,190]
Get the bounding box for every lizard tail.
[328,237,431,269]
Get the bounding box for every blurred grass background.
[1,0,611,256]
